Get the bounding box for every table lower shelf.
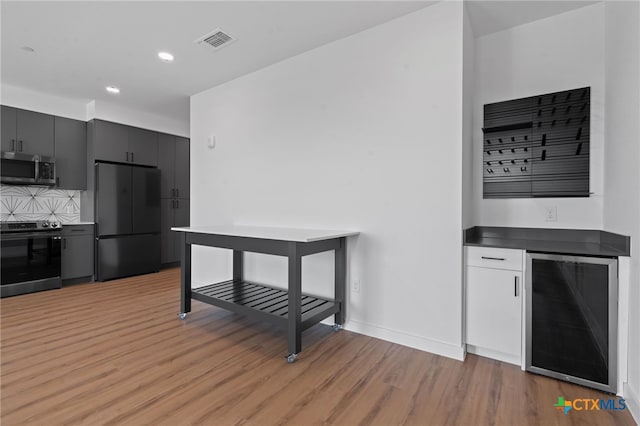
[192,280,339,330]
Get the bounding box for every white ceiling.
[465,1,599,37]
[1,1,434,124]
[1,1,599,126]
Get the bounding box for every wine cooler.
[526,253,617,393]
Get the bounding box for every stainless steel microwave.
[0,152,56,186]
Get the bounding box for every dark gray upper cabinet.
[128,127,158,166]
[54,116,87,189]
[92,119,158,166]
[1,105,17,152]
[15,109,55,156]
[1,106,54,156]
[158,133,176,198]
[94,120,129,163]
[175,137,190,198]
[158,133,190,199]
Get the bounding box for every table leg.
[287,242,302,359]
[180,232,191,317]
[233,250,244,282]
[335,237,346,326]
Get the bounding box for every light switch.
[207,135,216,149]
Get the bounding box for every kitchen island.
[171,225,359,362]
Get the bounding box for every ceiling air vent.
[194,28,236,51]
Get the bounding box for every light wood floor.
[1,268,635,426]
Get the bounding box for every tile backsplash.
[0,185,81,223]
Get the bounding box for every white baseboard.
[345,319,465,361]
[466,344,521,366]
[189,283,465,361]
[624,382,640,424]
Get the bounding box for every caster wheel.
[332,324,342,332]
[286,353,297,363]
[178,313,187,320]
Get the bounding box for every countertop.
[171,225,359,243]
[61,222,95,226]
[464,226,630,257]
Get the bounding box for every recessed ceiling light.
[20,46,35,53]
[106,86,120,94]
[158,51,174,62]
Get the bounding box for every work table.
[464,226,630,257]
[171,225,359,242]
[172,225,359,363]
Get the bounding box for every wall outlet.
[352,279,361,293]
[544,206,558,222]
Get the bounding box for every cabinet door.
[62,235,94,279]
[174,137,190,199]
[158,133,176,198]
[174,198,189,226]
[128,127,158,166]
[161,198,176,263]
[54,117,87,189]
[466,266,522,357]
[94,120,129,163]
[1,105,17,151]
[172,199,190,263]
[16,109,54,156]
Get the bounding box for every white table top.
[171,225,359,243]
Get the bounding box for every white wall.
[88,99,188,137]
[462,4,475,230]
[1,84,189,137]
[1,83,88,121]
[472,4,605,229]
[603,1,640,421]
[190,2,466,359]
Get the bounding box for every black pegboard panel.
[483,87,590,198]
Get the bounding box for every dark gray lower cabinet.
[62,225,94,281]
[161,198,189,264]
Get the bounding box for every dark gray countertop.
[464,226,630,257]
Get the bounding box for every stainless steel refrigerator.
[95,162,161,281]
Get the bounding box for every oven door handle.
[0,233,62,241]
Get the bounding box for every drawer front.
[62,225,94,236]
[466,246,523,271]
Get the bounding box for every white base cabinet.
[465,246,524,366]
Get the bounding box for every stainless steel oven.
[526,253,617,393]
[1,152,56,186]
[1,221,62,297]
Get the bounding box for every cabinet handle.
[176,188,179,198]
[172,188,176,197]
[56,177,60,187]
[63,238,67,250]
[172,200,176,209]
[19,140,23,152]
[481,256,505,261]
[176,199,179,209]
[514,276,519,297]
[131,152,134,162]
[11,139,15,151]
[126,152,129,162]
